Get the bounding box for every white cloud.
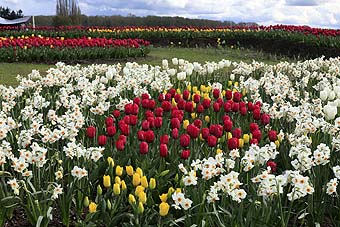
[0,0,339,28]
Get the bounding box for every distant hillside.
[31,15,257,27]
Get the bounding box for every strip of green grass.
[0,47,292,86]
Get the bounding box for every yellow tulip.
[121,180,127,190]
[239,138,244,148]
[136,167,143,177]
[159,202,170,216]
[141,176,148,188]
[216,148,223,154]
[113,183,120,195]
[159,193,168,202]
[107,157,114,167]
[168,187,175,195]
[129,194,136,204]
[89,202,97,213]
[275,140,280,149]
[116,165,123,176]
[149,178,156,189]
[183,120,189,129]
[204,116,210,123]
[138,191,147,204]
[126,165,134,176]
[133,173,141,186]
[115,176,121,185]
[191,113,197,119]
[103,175,111,188]
[192,86,198,93]
[227,132,233,139]
[135,185,145,195]
[243,134,250,144]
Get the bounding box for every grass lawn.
[0,47,292,86]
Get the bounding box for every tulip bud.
[83,196,89,207]
[137,202,144,214]
[97,185,102,195]
[243,134,250,144]
[149,178,156,189]
[113,183,120,195]
[107,199,112,210]
[159,193,168,202]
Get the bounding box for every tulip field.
[1,24,340,227]
[1,55,340,226]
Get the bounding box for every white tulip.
[100,76,108,84]
[329,91,336,100]
[177,72,186,81]
[207,66,214,74]
[162,59,168,69]
[320,90,328,101]
[123,67,130,75]
[324,103,337,120]
[172,58,178,65]
[178,59,185,65]
[185,68,193,76]
[167,69,176,76]
[230,74,235,81]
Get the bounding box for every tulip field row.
[1,25,340,59]
[0,36,150,62]
[1,56,340,226]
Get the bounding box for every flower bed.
[0,37,150,62]
[1,57,340,226]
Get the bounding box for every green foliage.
[0,6,23,20]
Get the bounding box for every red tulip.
[174,93,182,103]
[133,97,141,106]
[180,134,190,147]
[116,139,125,151]
[123,116,130,125]
[226,90,232,100]
[252,129,262,141]
[161,101,171,112]
[184,101,194,113]
[193,119,202,128]
[228,137,239,150]
[113,110,120,118]
[171,118,181,129]
[158,93,165,102]
[231,102,239,112]
[233,92,242,102]
[261,114,270,125]
[141,93,150,100]
[268,130,277,141]
[106,126,116,137]
[160,144,168,157]
[201,128,210,140]
[223,120,233,132]
[98,135,107,146]
[249,123,259,132]
[105,117,114,127]
[202,99,211,109]
[137,130,145,141]
[160,134,169,144]
[148,99,156,109]
[145,130,155,143]
[172,128,179,139]
[183,90,190,100]
[187,124,200,139]
[155,107,163,117]
[267,160,277,173]
[253,108,261,120]
[232,128,242,139]
[165,93,172,101]
[250,138,259,145]
[240,107,247,116]
[181,149,190,159]
[86,126,96,138]
[224,102,232,112]
[213,89,220,99]
[193,94,201,103]
[119,123,129,136]
[197,104,204,113]
[213,102,221,112]
[154,117,163,128]
[141,99,149,109]
[207,135,217,147]
[139,141,149,154]
[177,99,185,110]
[129,115,137,126]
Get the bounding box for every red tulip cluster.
[85,87,279,161]
[0,36,150,49]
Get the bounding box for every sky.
[1,0,340,28]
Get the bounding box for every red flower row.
[0,37,150,49]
